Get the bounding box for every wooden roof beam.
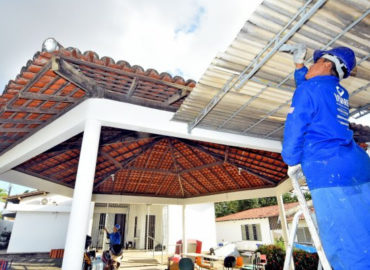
[179,161,223,174]
[182,140,278,185]
[166,89,190,105]
[170,140,214,193]
[0,118,44,125]
[19,92,80,103]
[169,139,184,197]
[52,56,104,98]
[94,138,162,189]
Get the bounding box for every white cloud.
[0,0,262,92]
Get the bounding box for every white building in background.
[215,202,312,251]
[5,191,216,254]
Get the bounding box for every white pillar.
[62,119,101,270]
[182,205,187,254]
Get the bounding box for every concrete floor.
[0,249,230,269]
[0,250,169,270]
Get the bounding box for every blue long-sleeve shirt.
[107,231,121,245]
[282,67,354,166]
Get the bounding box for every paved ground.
[0,250,168,270]
[0,250,229,269]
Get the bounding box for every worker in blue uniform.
[280,44,370,270]
[104,224,122,245]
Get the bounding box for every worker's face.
[113,227,118,233]
[305,58,332,80]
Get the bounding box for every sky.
[0,0,263,195]
[0,0,263,92]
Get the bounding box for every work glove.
[279,43,307,64]
[287,164,304,180]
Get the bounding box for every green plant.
[256,244,319,270]
[256,245,284,270]
[274,237,285,251]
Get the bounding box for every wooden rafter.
[0,118,45,124]
[94,138,162,189]
[61,55,193,92]
[180,141,228,190]
[171,140,214,193]
[100,151,123,169]
[52,57,103,98]
[154,174,169,195]
[15,167,73,189]
[183,140,278,185]
[0,62,52,115]
[179,161,223,174]
[220,164,243,189]
[166,89,190,105]
[168,139,184,197]
[18,92,79,103]
[127,77,138,97]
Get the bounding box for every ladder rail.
[285,175,331,270]
[283,209,303,270]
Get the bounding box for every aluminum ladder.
[283,174,331,270]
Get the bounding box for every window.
[98,213,106,230]
[297,227,312,244]
[241,224,262,241]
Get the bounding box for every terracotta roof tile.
[0,45,196,154]
[216,202,299,222]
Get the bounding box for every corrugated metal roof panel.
[174,0,370,140]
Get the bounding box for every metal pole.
[62,119,101,270]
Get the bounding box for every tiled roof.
[0,45,196,154]
[16,127,288,198]
[216,202,299,222]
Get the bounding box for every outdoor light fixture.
[111,174,115,182]
[42,37,62,52]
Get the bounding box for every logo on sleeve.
[336,86,345,97]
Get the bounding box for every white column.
[182,205,187,254]
[62,119,101,270]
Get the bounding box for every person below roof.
[280,44,370,270]
[104,224,122,245]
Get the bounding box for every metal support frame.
[249,9,370,138]
[264,68,370,139]
[350,103,370,119]
[187,0,325,133]
[283,175,331,270]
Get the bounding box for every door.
[145,215,156,249]
[114,214,126,245]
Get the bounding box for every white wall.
[7,211,69,253]
[167,203,217,253]
[7,194,94,254]
[216,218,273,251]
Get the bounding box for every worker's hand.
[279,44,307,64]
[287,164,304,180]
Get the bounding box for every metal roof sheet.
[174,0,370,140]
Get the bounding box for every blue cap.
[114,224,121,230]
